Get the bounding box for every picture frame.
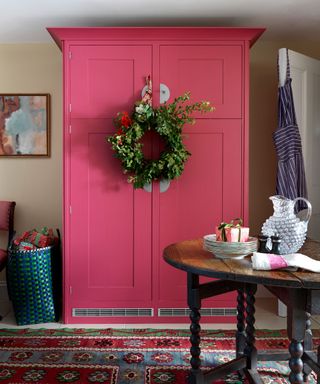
[0,94,50,157]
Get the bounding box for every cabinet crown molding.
[47,27,265,50]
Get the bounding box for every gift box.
[215,218,249,242]
[18,242,37,251]
[14,227,57,248]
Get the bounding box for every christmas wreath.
[107,82,213,188]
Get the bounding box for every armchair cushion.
[0,248,7,270]
[0,202,12,230]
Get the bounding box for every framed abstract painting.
[0,94,50,157]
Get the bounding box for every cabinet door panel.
[68,44,153,310]
[70,45,152,118]
[160,45,242,118]
[158,120,243,304]
[69,119,152,306]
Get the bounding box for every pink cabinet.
[48,27,264,324]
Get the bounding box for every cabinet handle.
[160,83,170,104]
[143,180,170,192]
[141,85,150,100]
[141,83,170,104]
[143,182,152,192]
[160,179,170,193]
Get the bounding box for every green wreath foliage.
[107,92,214,188]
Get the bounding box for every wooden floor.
[1,297,320,330]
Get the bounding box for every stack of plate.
[203,234,258,259]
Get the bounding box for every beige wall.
[0,39,319,297]
[0,44,62,237]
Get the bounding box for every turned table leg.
[317,345,320,384]
[287,289,307,384]
[187,273,204,384]
[243,283,258,371]
[236,286,246,358]
[189,306,202,384]
[303,312,312,382]
[289,339,304,383]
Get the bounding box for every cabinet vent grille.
[72,308,154,317]
[158,308,237,317]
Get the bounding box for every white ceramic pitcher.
[261,195,312,254]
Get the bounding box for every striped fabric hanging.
[273,49,308,211]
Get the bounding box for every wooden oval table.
[163,238,320,384]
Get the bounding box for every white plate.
[203,234,258,259]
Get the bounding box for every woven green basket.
[7,246,58,325]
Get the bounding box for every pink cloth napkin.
[251,252,320,273]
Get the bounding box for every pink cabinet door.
[70,45,152,118]
[157,45,244,306]
[67,46,153,315]
[157,120,243,305]
[159,45,242,118]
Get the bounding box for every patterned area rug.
[0,328,319,383]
